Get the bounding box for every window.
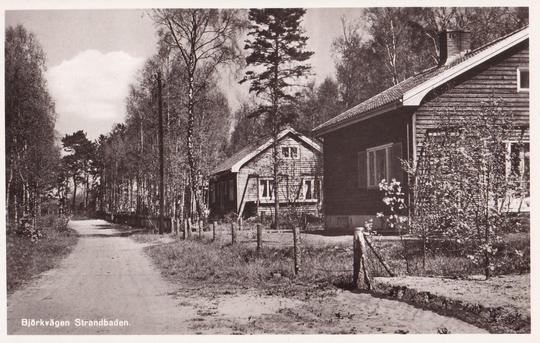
[301,178,317,200]
[366,143,391,188]
[506,142,529,191]
[517,68,529,92]
[259,179,274,200]
[228,180,235,201]
[281,146,299,159]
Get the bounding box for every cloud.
[47,49,144,139]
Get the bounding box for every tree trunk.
[156,72,165,234]
[271,37,280,230]
[272,135,280,230]
[187,72,202,226]
[72,176,78,211]
[85,173,90,210]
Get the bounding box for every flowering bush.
[16,215,43,243]
[379,179,408,230]
[402,99,529,279]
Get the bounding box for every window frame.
[517,67,529,92]
[259,178,274,201]
[300,177,317,201]
[281,146,299,159]
[504,140,529,182]
[366,143,392,189]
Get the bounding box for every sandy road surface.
[7,219,195,334]
[7,219,486,334]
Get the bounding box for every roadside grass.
[133,230,529,294]
[6,215,78,294]
[133,233,352,295]
[367,233,529,277]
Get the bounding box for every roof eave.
[313,27,528,137]
[313,100,403,137]
[403,28,528,106]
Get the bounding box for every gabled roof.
[211,127,321,175]
[313,26,529,136]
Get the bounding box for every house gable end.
[231,129,321,173]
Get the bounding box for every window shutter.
[391,142,403,183]
[357,151,367,188]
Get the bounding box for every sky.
[5,8,365,140]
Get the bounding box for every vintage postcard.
[1,0,536,340]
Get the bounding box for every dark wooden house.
[313,27,529,231]
[209,128,322,219]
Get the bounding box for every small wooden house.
[209,128,322,219]
[313,27,529,232]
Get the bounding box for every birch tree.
[151,9,245,222]
[5,25,60,232]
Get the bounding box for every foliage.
[293,77,343,133]
[403,100,528,278]
[16,215,43,242]
[241,9,313,128]
[7,214,77,293]
[332,8,528,109]
[61,130,96,211]
[96,50,231,222]
[151,9,246,220]
[5,24,61,229]
[225,102,266,156]
[241,9,314,227]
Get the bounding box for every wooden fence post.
[198,220,202,238]
[293,226,301,275]
[238,217,243,231]
[212,221,216,242]
[353,227,371,290]
[256,224,262,251]
[231,222,236,244]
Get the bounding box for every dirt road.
[7,219,486,334]
[7,219,194,334]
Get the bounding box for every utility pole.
[157,71,165,235]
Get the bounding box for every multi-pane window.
[517,68,529,92]
[259,179,274,200]
[301,178,316,200]
[506,142,530,192]
[366,144,391,188]
[282,146,299,159]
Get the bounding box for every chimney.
[438,30,472,66]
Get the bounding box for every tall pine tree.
[241,9,313,228]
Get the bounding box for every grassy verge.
[131,230,528,296]
[7,215,78,294]
[132,233,352,296]
[367,233,529,277]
